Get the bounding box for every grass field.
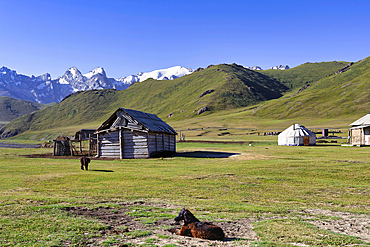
[1,135,370,246]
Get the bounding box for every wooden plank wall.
[99,130,176,159]
[351,128,362,145]
[148,133,176,156]
[122,129,149,159]
[98,131,120,158]
[148,133,163,155]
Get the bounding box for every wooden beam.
[69,140,73,156]
[88,134,91,156]
[119,128,123,159]
[79,135,82,153]
[96,133,100,157]
[53,141,56,156]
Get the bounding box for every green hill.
[0,96,52,130]
[0,59,364,140]
[0,64,288,138]
[259,61,348,90]
[252,56,370,119]
[120,63,288,118]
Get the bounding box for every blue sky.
[1,0,369,79]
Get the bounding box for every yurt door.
[304,136,309,146]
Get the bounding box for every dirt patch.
[62,201,259,246]
[60,202,370,246]
[301,209,370,242]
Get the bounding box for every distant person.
[80,156,90,170]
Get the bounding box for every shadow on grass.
[174,151,241,158]
[89,169,114,172]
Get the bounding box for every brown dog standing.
[80,156,90,170]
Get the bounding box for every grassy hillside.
[0,59,366,140]
[0,96,51,122]
[259,61,348,90]
[0,90,120,138]
[0,64,288,139]
[110,63,287,119]
[252,56,370,119]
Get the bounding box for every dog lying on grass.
[168,208,225,240]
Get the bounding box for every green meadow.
[1,133,369,246]
[1,57,370,245]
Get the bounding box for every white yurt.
[278,124,316,146]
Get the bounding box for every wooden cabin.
[349,114,370,145]
[95,108,177,159]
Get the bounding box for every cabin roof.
[96,108,177,135]
[350,114,370,127]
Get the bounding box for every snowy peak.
[84,67,106,79]
[37,73,51,81]
[0,66,12,73]
[245,66,263,70]
[142,66,193,80]
[0,66,17,78]
[270,65,290,70]
[117,66,193,85]
[59,67,84,86]
[63,67,84,81]
[244,65,290,70]
[59,67,109,92]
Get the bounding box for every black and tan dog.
[168,208,225,240]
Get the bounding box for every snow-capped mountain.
[0,66,193,104]
[244,65,290,70]
[244,66,263,70]
[116,66,193,85]
[270,65,290,70]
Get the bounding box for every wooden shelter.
[95,108,177,159]
[53,135,72,156]
[349,114,370,145]
[75,129,96,140]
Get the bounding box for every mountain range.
[0,58,354,139]
[0,66,193,104]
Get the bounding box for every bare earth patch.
[61,201,370,246]
[62,201,259,246]
[301,209,370,242]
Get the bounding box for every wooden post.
[96,133,100,157]
[173,135,176,153]
[79,135,82,153]
[53,140,56,156]
[119,128,123,159]
[69,140,73,156]
[88,134,91,156]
